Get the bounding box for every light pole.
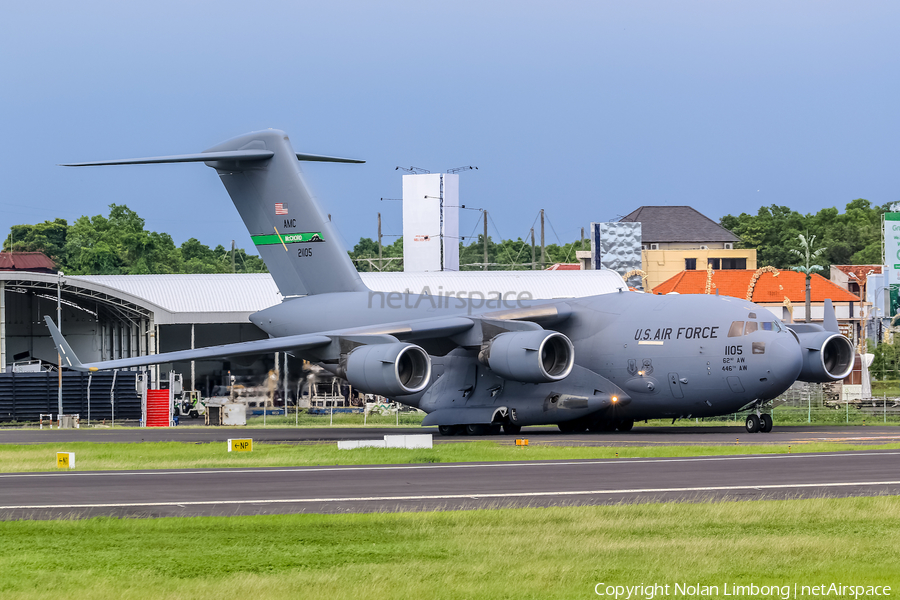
[57,271,63,417]
[849,270,875,400]
[849,270,875,349]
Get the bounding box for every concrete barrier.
[338,434,432,450]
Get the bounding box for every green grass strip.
[0,496,898,599]
[4,440,900,473]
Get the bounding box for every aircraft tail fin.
[43,316,87,372]
[62,130,369,297]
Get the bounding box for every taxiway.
[1,449,899,520]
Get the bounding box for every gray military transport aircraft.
[45,129,855,435]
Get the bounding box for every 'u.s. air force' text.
[634,327,719,341]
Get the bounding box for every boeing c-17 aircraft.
[46,129,855,435]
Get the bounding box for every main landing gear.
[558,418,633,433]
[438,423,517,436]
[745,412,773,434]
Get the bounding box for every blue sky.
[1,1,897,256]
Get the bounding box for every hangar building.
[0,269,625,393]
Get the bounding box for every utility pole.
[581,227,585,251]
[540,209,546,269]
[377,212,383,271]
[483,210,488,271]
[231,240,235,273]
[439,175,445,271]
[57,271,63,417]
[530,228,536,270]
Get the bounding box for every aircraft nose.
[762,335,803,396]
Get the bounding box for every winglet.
[823,299,839,333]
[43,316,88,371]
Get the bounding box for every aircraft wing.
[44,316,333,372]
[44,302,571,372]
[44,314,479,372]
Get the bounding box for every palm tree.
[789,233,826,323]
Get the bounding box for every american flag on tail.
[275,203,288,215]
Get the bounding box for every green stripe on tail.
[252,232,325,245]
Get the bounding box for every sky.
[1,1,898,257]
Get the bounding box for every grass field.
[3,440,900,473]
[0,496,897,599]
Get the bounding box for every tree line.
[349,235,588,271]
[720,198,888,272]
[6,198,889,275]
[4,204,266,275]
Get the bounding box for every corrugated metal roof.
[69,270,626,323]
[0,252,56,271]
[361,270,625,299]
[74,274,284,316]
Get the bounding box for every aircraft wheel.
[558,421,587,433]
[466,424,489,436]
[589,420,616,433]
[503,423,522,435]
[438,425,460,436]
[489,424,502,435]
[616,419,634,432]
[745,414,761,434]
[760,414,773,433]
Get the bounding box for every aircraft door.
[667,372,684,399]
[726,376,744,393]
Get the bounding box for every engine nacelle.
[340,342,432,397]
[478,330,574,383]
[792,328,855,382]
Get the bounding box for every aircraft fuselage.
[252,289,803,424]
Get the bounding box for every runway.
[2,450,899,520]
[1,424,899,446]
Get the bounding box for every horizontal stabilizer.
[60,149,275,167]
[295,153,365,163]
[61,150,364,167]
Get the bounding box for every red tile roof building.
[653,269,861,331]
[829,265,882,299]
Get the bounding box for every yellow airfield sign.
[227,438,252,452]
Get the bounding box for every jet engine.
[791,327,855,382]
[340,342,432,397]
[478,330,574,383]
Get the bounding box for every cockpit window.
[761,322,774,331]
[728,321,744,337]
[744,322,758,335]
[748,312,757,319]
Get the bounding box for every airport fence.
[701,382,900,425]
[0,371,141,424]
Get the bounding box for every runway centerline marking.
[1,450,899,479]
[2,480,899,510]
